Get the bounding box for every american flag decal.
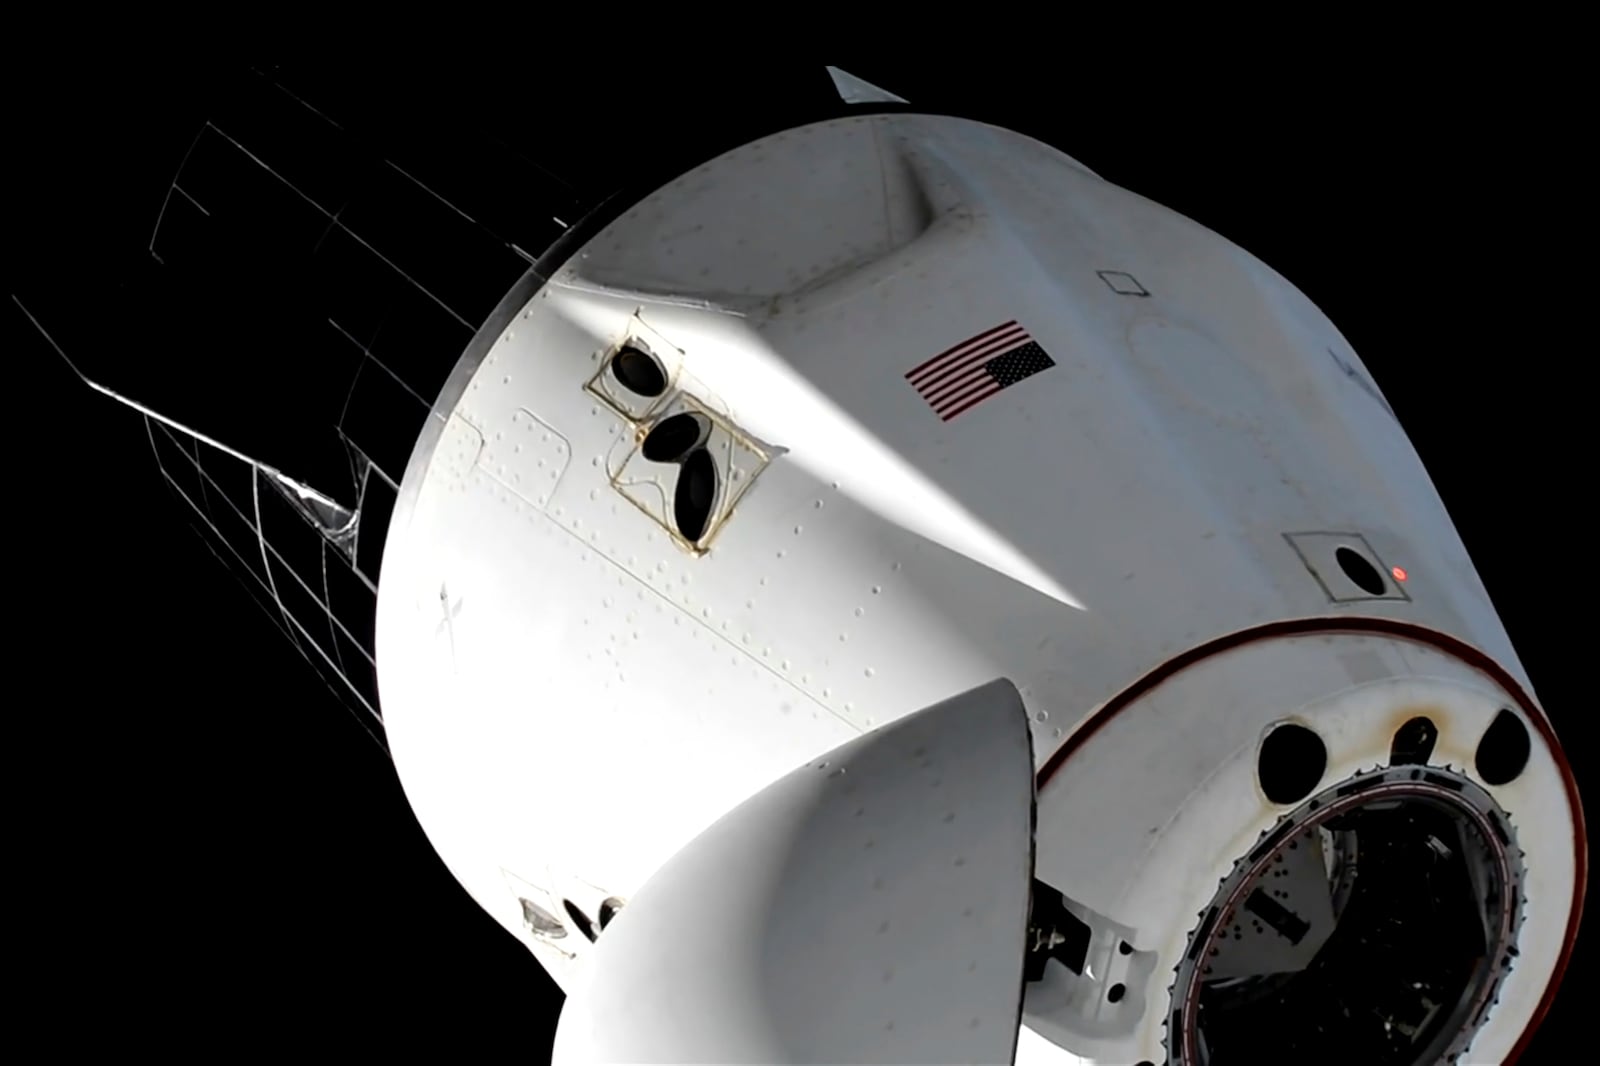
[904,320,1056,421]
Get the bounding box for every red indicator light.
[1391,566,1408,582]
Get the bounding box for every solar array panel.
[136,68,573,744]
[21,62,858,744]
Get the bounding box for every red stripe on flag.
[934,372,1002,416]
[917,326,1030,395]
[939,379,1005,421]
[906,319,1046,422]
[905,320,1022,383]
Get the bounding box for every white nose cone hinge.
[553,679,1037,1064]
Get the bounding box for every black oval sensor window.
[1257,722,1327,805]
[1335,545,1386,596]
[563,898,597,943]
[1475,708,1530,786]
[598,897,624,930]
[674,448,718,543]
[642,412,708,463]
[610,346,667,397]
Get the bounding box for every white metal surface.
[551,679,1035,1064]
[374,110,1583,1060]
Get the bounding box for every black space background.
[8,61,1587,1060]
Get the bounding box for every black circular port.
[611,345,667,397]
[1258,722,1327,805]
[642,412,709,463]
[1107,983,1126,1003]
[674,447,718,543]
[1389,716,1438,766]
[1475,708,1531,786]
[1335,546,1387,596]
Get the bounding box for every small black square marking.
[1097,270,1150,297]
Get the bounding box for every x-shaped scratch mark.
[437,584,463,659]
[1327,347,1397,422]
